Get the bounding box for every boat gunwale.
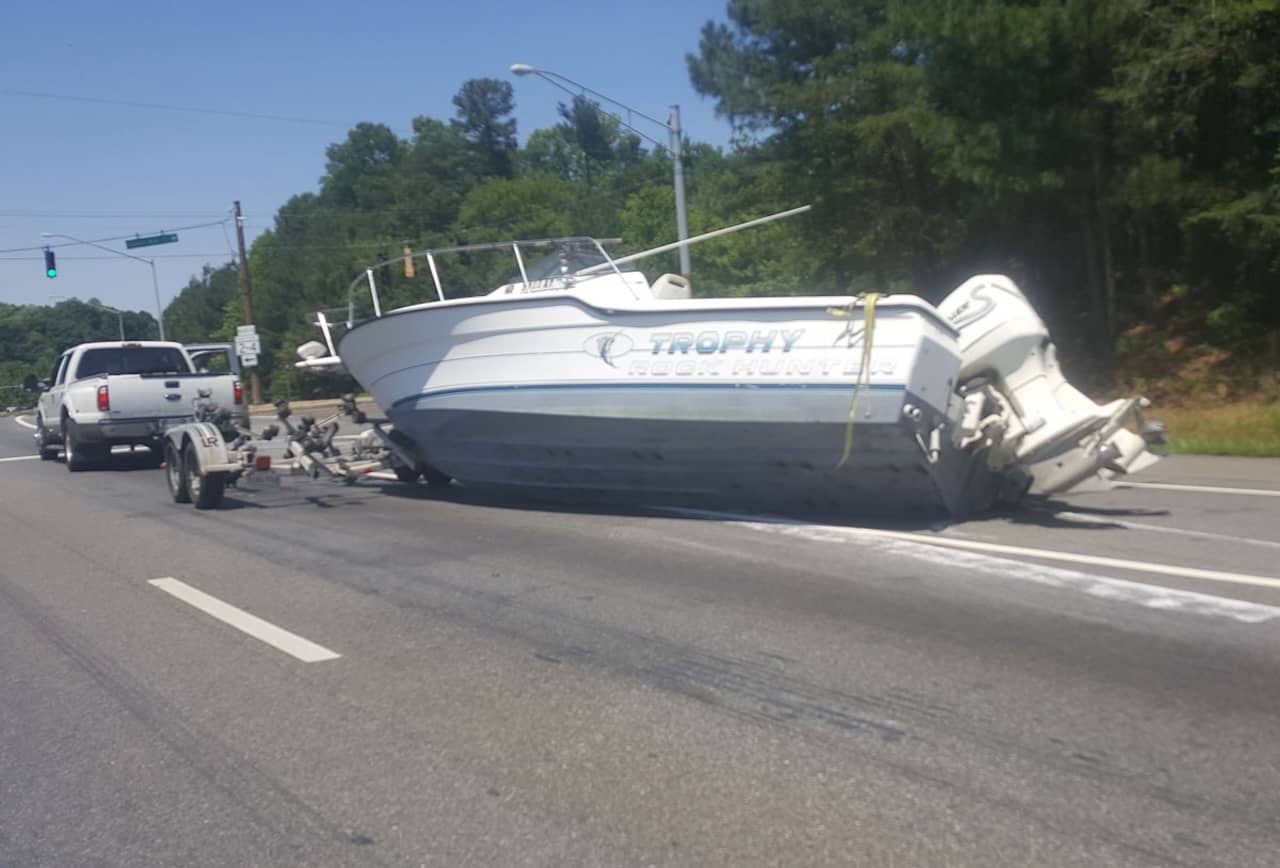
[336,288,961,350]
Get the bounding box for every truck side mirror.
[21,374,44,393]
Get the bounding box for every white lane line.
[0,455,40,463]
[148,578,341,662]
[13,415,37,430]
[1117,481,1280,498]
[859,532,1280,624]
[1046,509,1280,550]
[661,508,1280,623]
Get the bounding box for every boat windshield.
[340,236,639,322]
[518,241,637,283]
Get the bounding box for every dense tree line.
[7,1,1276,403]
[690,0,1280,382]
[0,300,161,405]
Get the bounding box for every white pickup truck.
[32,341,248,471]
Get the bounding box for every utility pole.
[233,201,262,405]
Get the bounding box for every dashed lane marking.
[149,577,341,662]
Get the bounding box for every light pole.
[52,296,125,341]
[40,232,167,340]
[510,63,691,277]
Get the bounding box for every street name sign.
[125,233,179,249]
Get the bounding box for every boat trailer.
[161,392,443,510]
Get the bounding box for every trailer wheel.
[166,442,191,503]
[185,441,226,510]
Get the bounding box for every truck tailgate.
[98,373,241,422]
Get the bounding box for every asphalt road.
[2,412,1278,867]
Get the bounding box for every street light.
[40,232,167,340]
[52,295,125,341]
[510,63,691,277]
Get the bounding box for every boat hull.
[339,293,1006,515]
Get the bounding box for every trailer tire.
[185,441,226,510]
[166,442,191,503]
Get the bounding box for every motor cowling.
[938,275,1160,494]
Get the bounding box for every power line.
[0,219,230,254]
[219,220,240,259]
[0,210,228,219]
[0,88,357,128]
[0,253,234,261]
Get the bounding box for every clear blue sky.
[0,0,736,321]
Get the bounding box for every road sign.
[235,325,260,366]
[235,325,260,357]
[125,233,179,249]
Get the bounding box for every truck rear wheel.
[140,445,166,468]
[166,442,191,503]
[185,441,226,510]
[35,415,58,460]
[63,420,96,472]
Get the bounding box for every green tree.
[321,122,405,210]
[451,78,519,179]
[690,0,1280,365]
[165,263,240,343]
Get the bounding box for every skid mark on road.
[0,575,375,861]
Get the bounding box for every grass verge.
[1155,400,1280,457]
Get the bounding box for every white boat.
[298,208,1163,516]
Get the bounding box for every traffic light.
[44,248,57,279]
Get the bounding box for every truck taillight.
[233,380,243,405]
[97,384,110,412]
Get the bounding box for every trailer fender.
[164,422,231,476]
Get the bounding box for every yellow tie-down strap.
[826,292,879,469]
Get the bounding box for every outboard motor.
[937,275,1162,495]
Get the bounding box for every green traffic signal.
[44,249,57,279]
